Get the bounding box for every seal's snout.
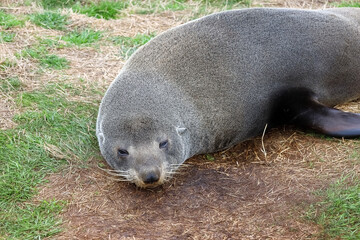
[139,168,161,186]
[142,172,160,184]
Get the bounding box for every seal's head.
[97,114,188,188]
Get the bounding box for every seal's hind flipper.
[294,106,360,138]
[272,88,360,138]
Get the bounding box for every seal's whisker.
[165,169,187,176]
[113,178,131,182]
[176,165,190,170]
[99,167,132,179]
[104,169,130,175]
[101,175,131,182]
[116,174,131,178]
[105,172,129,178]
[97,166,129,174]
[170,163,190,167]
[169,166,188,172]
[165,172,177,176]
[107,169,129,173]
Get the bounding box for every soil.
[36,127,360,239]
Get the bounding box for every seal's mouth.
[101,163,187,188]
[134,180,164,189]
[133,165,166,188]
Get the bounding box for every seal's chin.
[132,173,166,188]
[129,163,168,188]
[134,179,165,189]
[107,162,184,188]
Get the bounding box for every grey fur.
[97,8,360,187]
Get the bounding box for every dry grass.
[253,0,341,8]
[2,0,359,239]
[0,93,17,129]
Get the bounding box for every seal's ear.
[176,127,187,135]
[98,132,105,144]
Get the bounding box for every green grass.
[0,83,100,239]
[0,10,25,29]
[19,45,48,59]
[0,77,22,92]
[1,200,65,239]
[109,33,156,59]
[198,0,252,10]
[164,0,187,11]
[307,176,360,239]
[0,59,17,71]
[39,37,67,49]
[62,29,102,46]
[40,54,70,69]
[132,0,187,14]
[188,0,252,19]
[40,0,77,9]
[18,45,70,70]
[30,11,69,30]
[131,0,251,15]
[336,1,360,7]
[72,1,128,20]
[0,31,16,42]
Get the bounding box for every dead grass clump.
[0,95,17,129]
[58,45,122,90]
[253,0,343,8]
[67,10,183,36]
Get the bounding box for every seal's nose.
[143,172,160,184]
[140,169,160,185]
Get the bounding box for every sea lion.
[96,8,360,188]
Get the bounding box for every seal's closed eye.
[118,149,129,157]
[159,140,168,149]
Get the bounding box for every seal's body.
[97,8,360,188]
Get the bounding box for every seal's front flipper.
[272,88,360,138]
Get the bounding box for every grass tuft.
[40,0,77,9]
[39,37,67,49]
[131,0,187,14]
[0,82,100,238]
[18,45,48,59]
[335,0,360,7]
[62,29,103,45]
[0,59,17,71]
[30,11,69,30]
[109,33,156,59]
[0,77,22,92]
[40,54,70,69]
[18,45,70,70]
[0,200,65,239]
[307,176,360,239]
[0,31,16,42]
[72,1,128,20]
[0,10,25,29]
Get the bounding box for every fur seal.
[96,8,360,188]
